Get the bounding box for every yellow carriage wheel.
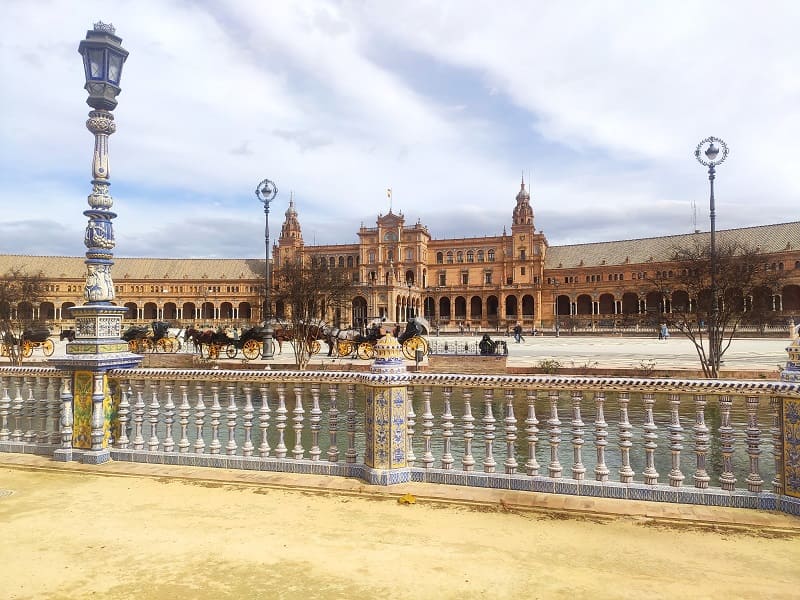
[336,340,353,357]
[357,342,375,360]
[42,339,55,357]
[156,338,174,353]
[21,341,33,358]
[242,339,261,360]
[402,336,428,360]
[309,340,321,355]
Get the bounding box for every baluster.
[642,392,659,485]
[131,380,146,451]
[770,396,783,495]
[547,390,562,478]
[593,391,609,481]
[718,395,736,491]
[225,383,238,456]
[0,377,10,441]
[667,393,684,487]
[177,382,190,453]
[292,384,305,459]
[461,388,475,471]
[405,386,416,467]
[192,382,206,454]
[327,384,339,462]
[208,384,222,454]
[345,383,356,463]
[570,390,585,480]
[441,386,454,469]
[258,384,272,458]
[242,384,254,457]
[23,377,36,442]
[275,384,288,459]
[59,375,73,450]
[37,377,50,443]
[692,394,710,488]
[483,388,496,473]
[147,381,161,452]
[49,377,61,445]
[309,384,322,461]
[504,389,518,474]
[10,377,24,442]
[745,395,763,493]
[421,386,434,469]
[116,379,131,449]
[618,391,634,484]
[162,381,175,453]
[524,389,539,476]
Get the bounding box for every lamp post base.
[263,325,274,360]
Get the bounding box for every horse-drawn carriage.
[332,317,429,360]
[123,321,181,353]
[0,325,54,358]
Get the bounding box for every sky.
[1,1,798,259]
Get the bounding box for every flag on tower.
[387,188,392,211]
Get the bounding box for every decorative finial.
[521,172,525,188]
[93,21,116,34]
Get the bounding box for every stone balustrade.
[1,365,799,516]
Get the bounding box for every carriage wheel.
[171,336,182,352]
[128,340,138,353]
[156,338,173,353]
[357,342,375,360]
[0,343,8,357]
[208,344,220,360]
[336,340,353,357]
[402,336,429,360]
[43,339,55,357]
[225,344,238,359]
[308,340,321,355]
[21,341,33,358]
[242,340,260,360]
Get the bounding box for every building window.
[457,251,463,263]
[484,271,492,284]
[477,250,484,262]
[369,251,375,264]
[520,267,526,276]
[406,248,413,261]
[387,249,394,262]
[329,257,335,268]
[467,250,474,262]
[488,249,495,261]
[347,256,354,268]
[446,251,454,264]
[436,252,443,264]
[338,256,344,268]
[461,272,469,285]
[520,249,526,260]
[438,272,446,286]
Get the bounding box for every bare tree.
[650,240,783,378]
[272,260,354,370]
[0,267,47,365]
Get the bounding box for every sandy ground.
[1,464,798,600]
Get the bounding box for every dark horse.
[184,326,231,357]
[59,329,76,342]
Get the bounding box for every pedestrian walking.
[513,323,524,343]
[659,323,669,341]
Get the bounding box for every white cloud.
[0,1,797,259]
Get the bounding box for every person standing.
[513,323,523,343]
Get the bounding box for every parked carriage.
[0,326,54,358]
[123,321,180,353]
[333,318,429,360]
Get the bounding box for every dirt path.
[0,466,797,599]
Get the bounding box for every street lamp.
[256,178,278,359]
[49,22,138,463]
[695,136,729,371]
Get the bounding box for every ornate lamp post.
[695,136,729,372]
[406,278,413,320]
[256,179,278,359]
[51,22,140,463]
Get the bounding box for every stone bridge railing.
[1,365,798,516]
